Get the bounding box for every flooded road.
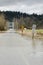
[0,29,43,65]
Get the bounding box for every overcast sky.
[0,0,43,14]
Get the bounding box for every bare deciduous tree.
[0,14,6,31]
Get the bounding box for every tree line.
[0,11,43,30]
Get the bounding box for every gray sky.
[0,0,43,14]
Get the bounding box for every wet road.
[0,29,43,65]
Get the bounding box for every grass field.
[36,29,43,34]
[17,29,43,39]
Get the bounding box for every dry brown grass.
[17,29,43,39]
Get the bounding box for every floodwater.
[0,29,43,65]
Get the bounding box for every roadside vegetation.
[16,29,43,39]
[0,11,43,39]
[36,29,43,37]
[0,11,43,29]
[0,13,7,32]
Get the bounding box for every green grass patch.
[25,29,43,33]
[36,29,43,33]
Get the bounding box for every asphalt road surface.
[0,29,43,65]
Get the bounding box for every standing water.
[0,29,43,65]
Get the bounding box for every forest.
[0,11,43,30]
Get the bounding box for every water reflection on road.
[32,38,36,54]
[22,35,43,54]
[32,38,43,54]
